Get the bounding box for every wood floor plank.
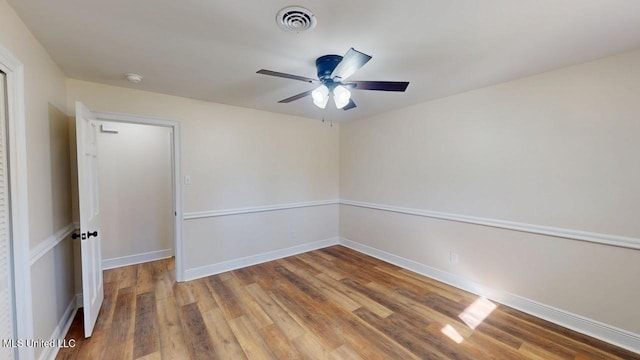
[118,265,138,289]
[156,296,190,360]
[474,320,525,350]
[94,281,118,333]
[178,302,217,360]
[315,273,394,318]
[228,315,278,359]
[353,307,450,360]
[225,275,273,329]
[270,288,344,351]
[78,328,109,360]
[273,265,328,302]
[134,351,162,360]
[173,280,197,306]
[318,249,380,285]
[152,260,173,300]
[103,286,136,360]
[244,283,305,340]
[329,344,364,360]
[278,258,360,312]
[297,252,347,281]
[467,330,532,360]
[479,306,581,358]
[232,266,257,286]
[135,261,155,294]
[291,333,331,360]
[518,342,568,360]
[259,323,303,360]
[57,249,640,360]
[244,263,281,289]
[279,256,322,276]
[281,270,418,360]
[133,291,160,359]
[206,276,244,320]
[340,278,439,332]
[189,279,219,314]
[329,305,421,360]
[201,307,247,360]
[397,267,476,302]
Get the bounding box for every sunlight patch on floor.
[459,297,497,330]
[441,324,465,344]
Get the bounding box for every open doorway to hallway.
[97,121,174,270]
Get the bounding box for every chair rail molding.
[184,199,339,220]
[340,199,640,250]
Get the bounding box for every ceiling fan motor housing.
[316,55,342,81]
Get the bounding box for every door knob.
[87,231,98,238]
[71,233,81,239]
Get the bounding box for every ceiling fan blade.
[330,48,372,81]
[278,89,314,103]
[345,81,409,92]
[342,99,357,111]
[257,69,319,84]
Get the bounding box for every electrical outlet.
[450,252,459,264]
[184,175,191,185]
[290,230,297,239]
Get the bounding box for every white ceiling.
[9,0,640,121]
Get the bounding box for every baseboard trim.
[38,296,78,360]
[29,223,75,266]
[184,237,340,281]
[184,199,339,220]
[75,293,83,308]
[340,199,640,250]
[102,248,174,270]
[338,237,640,354]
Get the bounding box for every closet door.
[0,71,16,359]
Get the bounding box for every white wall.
[66,79,340,277]
[1,1,76,358]
[7,0,639,350]
[340,50,640,338]
[97,121,173,265]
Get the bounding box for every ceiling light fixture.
[311,84,351,110]
[333,85,351,109]
[125,73,143,83]
[311,85,329,109]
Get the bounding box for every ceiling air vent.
[276,6,317,32]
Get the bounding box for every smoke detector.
[276,6,317,32]
[125,73,143,83]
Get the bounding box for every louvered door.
[0,71,16,359]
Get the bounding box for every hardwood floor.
[56,246,639,360]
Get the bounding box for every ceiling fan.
[257,48,409,111]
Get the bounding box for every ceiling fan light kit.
[312,85,329,109]
[333,85,351,109]
[257,47,409,112]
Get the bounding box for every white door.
[0,71,16,359]
[76,102,104,337]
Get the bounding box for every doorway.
[97,121,174,269]
[75,104,184,336]
[89,109,184,281]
